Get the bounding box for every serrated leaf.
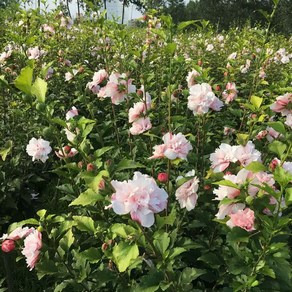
[153,231,170,256]
[268,140,287,157]
[245,161,267,173]
[73,216,96,234]
[115,159,146,172]
[112,242,139,272]
[69,189,103,206]
[59,228,74,251]
[31,77,47,103]
[14,66,33,94]
[111,223,138,239]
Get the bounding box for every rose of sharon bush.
[150,132,193,160]
[26,137,52,163]
[110,172,168,227]
[188,83,223,115]
[21,229,42,271]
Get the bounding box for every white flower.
[26,138,52,162]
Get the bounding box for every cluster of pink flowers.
[129,87,152,135]
[109,172,168,227]
[175,170,199,211]
[26,137,52,163]
[270,93,292,128]
[210,141,261,172]
[1,227,42,270]
[187,83,223,115]
[150,132,193,160]
[222,82,238,104]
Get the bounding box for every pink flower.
[43,24,55,34]
[110,172,168,227]
[270,93,292,116]
[66,106,78,120]
[65,69,78,81]
[222,82,238,104]
[255,130,268,140]
[226,208,256,232]
[92,69,108,85]
[266,127,281,142]
[129,102,147,123]
[210,143,238,172]
[248,171,275,196]
[188,83,223,115]
[215,203,245,220]
[7,227,34,241]
[26,138,52,163]
[21,229,42,270]
[27,47,45,60]
[149,144,167,159]
[163,132,193,160]
[129,117,152,135]
[234,141,261,167]
[175,177,199,211]
[55,146,78,159]
[186,69,200,88]
[1,240,15,253]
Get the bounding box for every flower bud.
[157,172,168,183]
[1,240,15,253]
[86,163,95,172]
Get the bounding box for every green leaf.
[250,95,263,109]
[115,159,146,172]
[36,260,58,280]
[274,166,292,188]
[198,253,222,268]
[73,216,96,234]
[133,270,164,292]
[177,20,196,31]
[31,77,47,103]
[227,227,249,243]
[94,146,114,157]
[37,209,47,220]
[14,66,33,94]
[112,242,139,272]
[213,180,240,189]
[80,247,102,263]
[0,140,13,161]
[268,121,286,136]
[285,188,292,206]
[51,118,67,128]
[153,231,170,257]
[111,223,138,239]
[59,228,74,252]
[180,267,206,283]
[165,42,176,55]
[268,140,287,157]
[236,133,249,146]
[88,170,109,193]
[245,161,267,173]
[69,189,103,206]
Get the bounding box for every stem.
[111,104,120,145]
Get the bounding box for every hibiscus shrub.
[0,3,292,292]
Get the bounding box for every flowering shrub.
[0,3,291,292]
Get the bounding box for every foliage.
[0,2,291,291]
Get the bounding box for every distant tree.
[0,0,19,9]
[164,0,185,23]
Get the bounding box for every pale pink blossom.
[162,132,193,160]
[255,130,268,140]
[188,83,223,115]
[92,69,108,85]
[270,93,292,116]
[234,141,261,167]
[149,144,167,159]
[64,128,76,142]
[240,59,251,73]
[22,229,42,270]
[285,114,292,128]
[206,44,214,52]
[248,171,275,197]
[259,69,266,79]
[129,102,147,123]
[7,227,34,241]
[186,69,200,88]
[214,169,250,201]
[226,208,255,232]
[129,117,152,135]
[27,47,45,60]
[227,52,237,60]
[43,24,55,34]
[45,67,54,80]
[215,203,245,219]
[66,106,78,120]
[65,69,78,81]
[222,82,238,104]
[138,85,152,109]
[266,126,281,142]
[110,172,168,227]
[210,143,238,172]
[26,137,52,163]
[175,177,199,211]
